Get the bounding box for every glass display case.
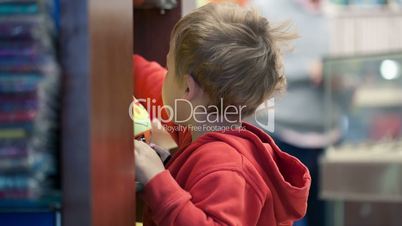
[321,52,402,226]
[324,52,402,144]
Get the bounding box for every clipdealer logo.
[253,98,275,133]
[129,97,275,132]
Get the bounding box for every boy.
[134,3,311,226]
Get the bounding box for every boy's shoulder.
[188,140,244,172]
[180,132,265,179]
[182,129,269,174]
[177,136,269,200]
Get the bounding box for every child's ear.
[183,74,201,101]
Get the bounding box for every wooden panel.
[60,0,91,225]
[61,0,134,225]
[134,1,182,66]
[89,0,135,226]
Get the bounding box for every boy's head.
[162,3,295,125]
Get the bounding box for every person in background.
[248,0,341,226]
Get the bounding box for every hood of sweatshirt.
[193,122,311,224]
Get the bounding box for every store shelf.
[0,211,60,226]
[321,141,402,202]
[324,2,402,17]
[0,192,61,211]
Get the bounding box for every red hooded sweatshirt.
[134,54,311,226]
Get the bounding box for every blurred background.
[1,0,402,226]
[0,0,134,226]
[246,1,402,226]
[0,0,61,224]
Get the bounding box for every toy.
[131,97,152,193]
[132,97,152,143]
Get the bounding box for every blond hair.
[170,3,296,116]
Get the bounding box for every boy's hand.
[150,143,171,162]
[135,140,165,185]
